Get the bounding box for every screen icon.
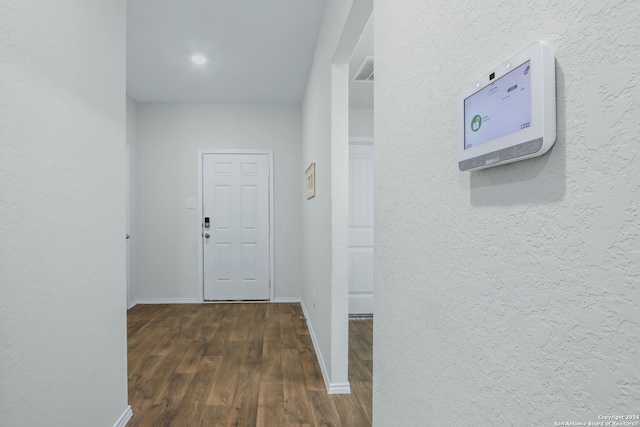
[471,115,482,132]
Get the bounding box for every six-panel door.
[202,153,270,300]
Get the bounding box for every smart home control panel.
[458,41,556,171]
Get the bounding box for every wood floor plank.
[257,382,285,427]
[174,333,206,374]
[199,405,232,427]
[308,390,342,426]
[264,306,281,344]
[127,304,373,427]
[245,305,266,366]
[298,334,325,392]
[205,341,244,406]
[128,326,174,373]
[174,342,202,374]
[292,305,309,337]
[225,363,261,427]
[203,313,234,357]
[282,348,314,425]
[279,309,298,349]
[169,356,221,427]
[348,349,372,382]
[147,330,178,357]
[128,355,165,404]
[349,320,373,361]
[127,305,174,339]
[330,393,370,427]
[127,373,195,427]
[351,380,373,425]
[229,303,252,341]
[260,338,283,383]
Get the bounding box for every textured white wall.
[0,1,129,426]
[132,104,303,301]
[374,1,640,425]
[349,108,374,137]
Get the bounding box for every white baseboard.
[272,296,301,303]
[134,298,200,305]
[130,297,301,307]
[348,292,373,315]
[299,300,351,395]
[113,406,132,427]
[327,381,352,394]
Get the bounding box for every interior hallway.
[126,303,372,426]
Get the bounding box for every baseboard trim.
[127,300,138,310]
[299,300,351,395]
[113,406,132,427]
[134,298,200,305]
[327,381,352,394]
[272,297,302,303]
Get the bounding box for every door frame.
[197,149,275,303]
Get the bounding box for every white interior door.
[348,143,374,314]
[202,153,270,301]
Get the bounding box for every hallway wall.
[130,104,303,302]
[374,1,640,425]
[0,1,129,426]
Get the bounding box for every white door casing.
[201,151,272,301]
[126,144,131,307]
[348,141,374,314]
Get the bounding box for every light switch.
[185,198,196,209]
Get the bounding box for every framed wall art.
[305,162,315,199]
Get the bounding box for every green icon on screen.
[471,115,482,132]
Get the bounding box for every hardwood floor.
[127,303,372,427]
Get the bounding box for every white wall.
[131,104,303,302]
[0,2,130,426]
[374,1,640,425]
[349,108,374,137]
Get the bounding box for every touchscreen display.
[464,60,532,150]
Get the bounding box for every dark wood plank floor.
[126,303,372,427]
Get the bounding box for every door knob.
[204,233,210,238]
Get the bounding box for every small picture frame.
[305,163,315,199]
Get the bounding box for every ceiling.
[126,0,373,108]
[126,0,328,104]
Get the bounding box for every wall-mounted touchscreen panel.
[457,42,555,171]
[464,60,531,150]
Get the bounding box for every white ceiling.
[126,0,328,104]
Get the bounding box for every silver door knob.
[204,233,210,238]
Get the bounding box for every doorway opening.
[347,12,374,318]
[198,149,275,302]
[329,0,374,402]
